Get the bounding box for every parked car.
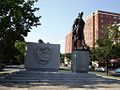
[115,68,120,73]
[95,67,105,72]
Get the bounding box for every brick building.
[84,10,120,48]
[65,32,73,53]
[65,10,120,53]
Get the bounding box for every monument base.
[71,50,89,73]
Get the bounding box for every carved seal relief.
[33,46,53,65]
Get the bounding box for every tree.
[15,41,26,64]
[109,24,120,60]
[89,48,100,62]
[108,24,120,44]
[96,25,120,75]
[60,53,65,64]
[0,0,41,64]
[111,43,120,59]
[65,53,71,60]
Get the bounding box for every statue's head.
[78,12,84,18]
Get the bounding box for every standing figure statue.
[72,12,86,50]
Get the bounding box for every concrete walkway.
[0,83,120,90]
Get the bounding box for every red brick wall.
[65,32,73,53]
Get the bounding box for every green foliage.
[0,0,40,64]
[65,53,71,60]
[65,53,71,63]
[108,25,120,44]
[89,48,96,61]
[60,53,65,63]
[60,53,71,64]
[111,43,120,59]
[15,41,26,64]
[90,25,120,64]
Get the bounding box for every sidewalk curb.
[94,73,120,80]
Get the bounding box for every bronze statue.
[72,12,86,50]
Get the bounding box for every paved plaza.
[0,70,120,90]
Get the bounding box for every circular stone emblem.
[33,46,53,65]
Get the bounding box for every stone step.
[0,78,116,84]
[14,70,91,76]
[8,74,101,78]
[6,76,103,80]
[11,71,99,77]
[3,71,102,80]
[1,70,119,84]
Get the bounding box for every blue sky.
[25,0,120,53]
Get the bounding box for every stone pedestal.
[24,42,60,71]
[71,50,89,73]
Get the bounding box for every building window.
[102,25,104,28]
[101,15,103,17]
[109,21,111,24]
[101,30,104,33]
[114,21,117,24]
[114,16,117,19]
[106,15,108,18]
[90,32,92,35]
[119,16,120,20]
[91,27,92,29]
[101,19,103,23]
